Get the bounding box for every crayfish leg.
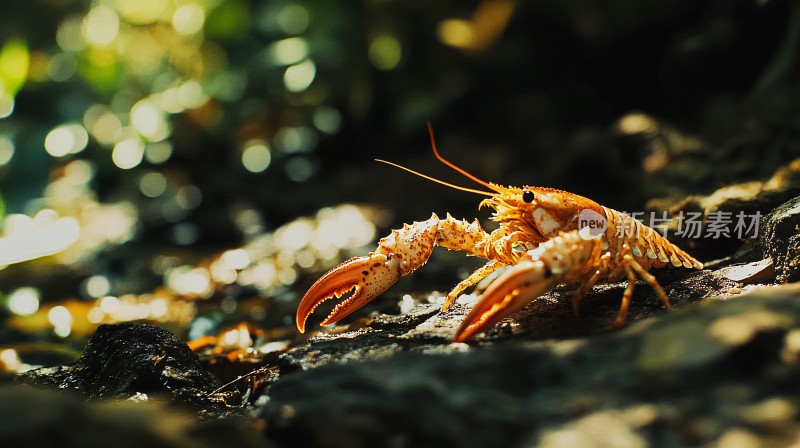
[571,251,613,318]
[624,254,671,311]
[612,246,673,329]
[615,266,639,329]
[442,260,505,312]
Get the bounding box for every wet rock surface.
[263,284,800,448]
[280,267,735,372]
[17,323,227,411]
[761,196,800,283]
[647,158,800,262]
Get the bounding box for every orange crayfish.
[296,124,703,341]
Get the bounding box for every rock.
[760,196,800,283]
[261,283,800,448]
[17,323,226,411]
[646,157,800,261]
[718,258,775,283]
[279,303,448,371]
[0,385,269,448]
[279,266,734,372]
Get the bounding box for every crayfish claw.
[296,253,401,333]
[454,261,557,342]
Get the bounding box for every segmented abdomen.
[602,207,703,271]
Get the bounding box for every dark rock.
[261,283,800,448]
[0,385,269,448]
[279,303,450,372]
[647,157,800,262]
[760,196,800,283]
[17,323,224,410]
[279,267,734,372]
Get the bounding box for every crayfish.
[296,124,703,341]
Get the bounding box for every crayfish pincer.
[296,124,703,341]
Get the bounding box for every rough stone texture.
[760,196,800,283]
[647,157,800,262]
[279,267,735,372]
[262,283,800,448]
[17,323,225,410]
[0,385,269,448]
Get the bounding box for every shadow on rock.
[263,283,800,448]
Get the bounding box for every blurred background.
[0,0,797,374]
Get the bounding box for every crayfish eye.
[522,190,535,203]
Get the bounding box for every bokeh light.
[283,59,316,92]
[0,348,23,372]
[116,0,169,25]
[47,53,78,82]
[57,17,86,52]
[139,171,168,197]
[172,222,199,245]
[274,3,309,34]
[312,107,342,134]
[369,35,403,70]
[0,38,29,99]
[0,136,15,166]
[284,156,317,182]
[178,80,206,109]
[0,212,81,266]
[268,37,309,66]
[275,126,316,153]
[167,266,212,298]
[7,287,40,316]
[82,6,120,47]
[48,305,73,338]
[0,96,13,119]
[84,105,123,145]
[0,0,458,366]
[83,275,111,298]
[437,19,475,49]
[242,141,272,173]
[112,138,145,169]
[172,4,206,36]
[144,142,173,164]
[176,185,202,210]
[131,99,170,141]
[44,123,89,157]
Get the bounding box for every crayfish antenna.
[375,122,505,196]
[425,121,496,192]
[374,159,492,196]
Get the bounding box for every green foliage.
[205,0,250,41]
